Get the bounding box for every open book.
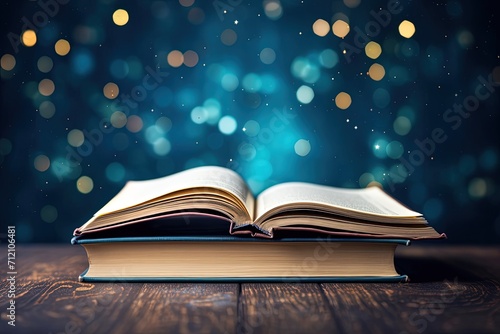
[74,166,444,240]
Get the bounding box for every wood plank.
[238,283,336,333]
[321,245,500,333]
[109,283,239,334]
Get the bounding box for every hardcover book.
[72,166,445,282]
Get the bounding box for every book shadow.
[395,255,483,283]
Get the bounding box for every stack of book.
[72,166,445,282]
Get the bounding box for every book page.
[95,166,254,219]
[255,183,421,221]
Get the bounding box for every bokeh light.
[103,82,119,99]
[34,155,50,172]
[37,56,53,73]
[335,92,352,110]
[1,54,16,71]
[111,111,127,128]
[221,29,237,46]
[399,20,416,38]
[126,115,143,133]
[343,0,361,8]
[365,41,382,59]
[167,50,184,67]
[77,176,94,194]
[39,101,56,119]
[294,139,311,157]
[183,50,199,67]
[368,63,385,81]
[260,48,276,65]
[332,20,350,38]
[296,85,315,104]
[67,129,85,147]
[22,30,37,47]
[55,39,71,56]
[41,205,58,223]
[38,79,55,96]
[312,19,330,37]
[264,0,283,20]
[218,116,237,135]
[113,9,129,26]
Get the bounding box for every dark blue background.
[1,0,499,243]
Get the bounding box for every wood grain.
[0,245,499,333]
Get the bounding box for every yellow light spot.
[67,129,85,147]
[37,56,53,73]
[332,20,350,38]
[365,41,382,59]
[312,19,330,37]
[368,63,385,81]
[34,155,50,172]
[103,82,119,99]
[55,39,71,56]
[113,9,129,26]
[38,79,55,96]
[77,176,94,194]
[22,30,37,47]
[126,115,143,133]
[183,50,199,67]
[167,50,184,67]
[335,92,352,110]
[110,111,127,128]
[399,20,415,39]
[220,29,237,46]
[1,54,16,71]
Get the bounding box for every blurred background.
[1,0,499,243]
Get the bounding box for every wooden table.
[1,245,499,333]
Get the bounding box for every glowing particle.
[67,129,85,147]
[365,41,382,59]
[312,19,330,37]
[294,139,311,157]
[368,63,385,81]
[335,92,352,110]
[221,29,237,46]
[179,0,195,7]
[34,155,50,172]
[39,101,56,119]
[167,50,184,67]
[296,85,314,104]
[259,47,276,65]
[183,50,199,67]
[22,30,37,47]
[54,39,71,56]
[77,176,94,194]
[113,9,129,26]
[37,56,53,73]
[332,20,350,38]
[399,20,415,38]
[110,111,127,128]
[38,79,55,96]
[343,0,361,8]
[218,116,237,135]
[126,115,143,133]
[1,54,16,71]
[103,82,119,99]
